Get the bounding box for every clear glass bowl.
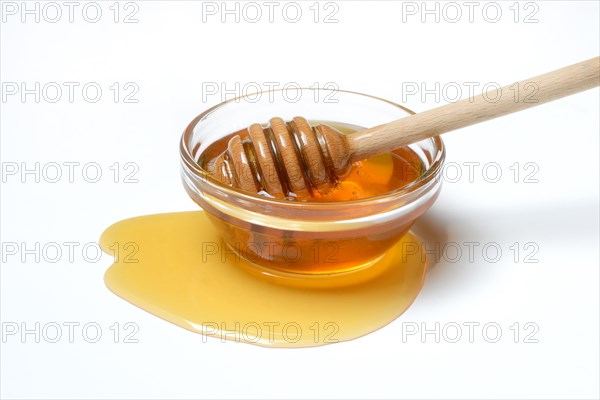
[180,88,445,276]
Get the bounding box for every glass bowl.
[180,88,445,277]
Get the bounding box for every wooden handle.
[348,56,600,161]
[210,57,599,199]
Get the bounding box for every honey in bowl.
[200,122,425,203]
[194,121,431,274]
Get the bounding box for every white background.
[1,1,599,399]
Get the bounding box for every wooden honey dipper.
[208,57,599,198]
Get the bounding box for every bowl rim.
[180,87,445,208]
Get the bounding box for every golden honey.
[196,122,427,274]
[100,211,427,347]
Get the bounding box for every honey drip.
[100,212,428,348]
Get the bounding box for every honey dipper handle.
[348,56,600,161]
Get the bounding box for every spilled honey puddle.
[100,211,427,348]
